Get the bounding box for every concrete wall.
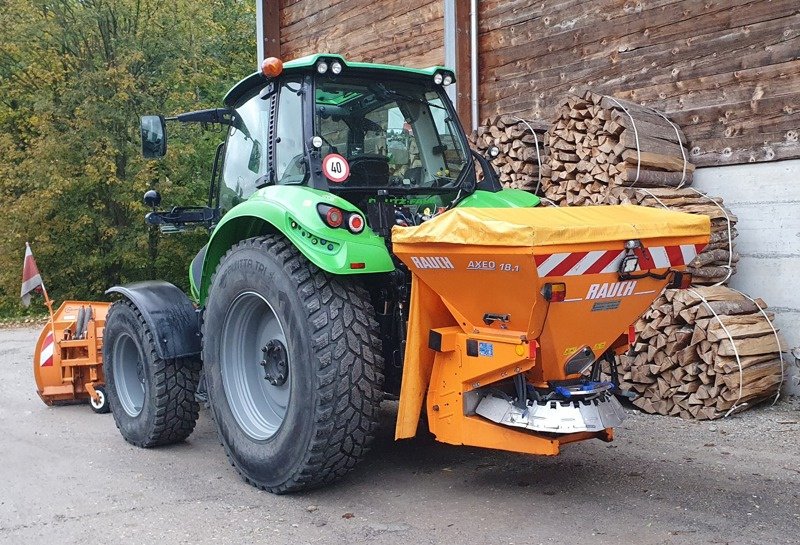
[694,159,800,395]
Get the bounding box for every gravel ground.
[1,326,798,545]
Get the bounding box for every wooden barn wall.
[479,0,800,167]
[279,0,445,69]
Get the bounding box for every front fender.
[106,281,200,360]
[199,185,394,304]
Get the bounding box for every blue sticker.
[478,342,494,357]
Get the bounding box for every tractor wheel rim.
[112,333,145,417]
[220,291,290,441]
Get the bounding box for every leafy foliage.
[0,0,254,314]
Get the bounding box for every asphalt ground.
[1,326,798,545]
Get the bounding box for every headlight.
[330,60,343,74]
[433,73,444,85]
[316,61,329,74]
[442,74,453,86]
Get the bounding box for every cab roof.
[223,53,454,107]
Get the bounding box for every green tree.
[0,0,255,314]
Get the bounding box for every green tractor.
[103,54,539,493]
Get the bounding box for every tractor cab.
[140,54,500,239]
[218,54,481,221]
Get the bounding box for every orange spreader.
[391,205,710,455]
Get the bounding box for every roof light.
[442,74,453,86]
[433,73,444,85]
[347,213,365,234]
[311,136,323,149]
[330,60,343,74]
[316,61,329,74]
[261,57,284,78]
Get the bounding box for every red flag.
[21,242,44,307]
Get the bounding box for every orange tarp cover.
[391,205,710,247]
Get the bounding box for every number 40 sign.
[322,153,350,183]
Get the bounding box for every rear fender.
[105,281,200,360]
[199,185,394,304]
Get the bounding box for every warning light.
[261,57,283,78]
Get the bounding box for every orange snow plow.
[392,204,710,455]
[33,301,112,413]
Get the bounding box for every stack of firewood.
[470,115,549,192]
[615,187,739,285]
[544,91,693,205]
[617,286,784,420]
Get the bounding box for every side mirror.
[143,189,162,209]
[141,115,167,158]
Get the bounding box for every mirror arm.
[471,150,503,193]
[173,108,234,126]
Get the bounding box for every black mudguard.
[105,281,201,360]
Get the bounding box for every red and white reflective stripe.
[40,331,54,367]
[534,244,704,277]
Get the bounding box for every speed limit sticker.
[322,153,350,183]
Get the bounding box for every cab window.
[219,78,305,214]
[314,77,468,189]
[275,79,305,183]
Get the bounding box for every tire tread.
[203,235,384,493]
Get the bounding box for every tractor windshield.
[314,76,470,190]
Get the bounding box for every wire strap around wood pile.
[512,116,543,196]
[687,187,734,286]
[687,288,745,417]
[632,186,734,286]
[607,97,641,186]
[729,287,785,404]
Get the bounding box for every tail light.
[667,271,693,289]
[317,203,366,234]
[628,324,636,345]
[324,207,343,228]
[541,282,566,302]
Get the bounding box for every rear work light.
[541,282,566,302]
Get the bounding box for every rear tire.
[103,300,201,447]
[202,235,384,493]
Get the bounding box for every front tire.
[202,235,384,493]
[103,300,201,447]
